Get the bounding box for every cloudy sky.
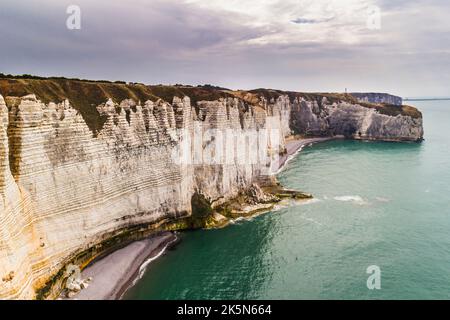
[1,0,449,97]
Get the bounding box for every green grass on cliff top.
[246,88,421,119]
[0,74,421,134]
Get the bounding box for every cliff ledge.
[0,76,423,299]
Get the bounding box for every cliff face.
[350,92,403,106]
[0,79,423,299]
[290,98,423,141]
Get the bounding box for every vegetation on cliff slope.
[0,74,422,135]
[241,89,422,120]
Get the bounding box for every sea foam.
[333,195,368,205]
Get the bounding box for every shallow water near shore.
[125,101,450,300]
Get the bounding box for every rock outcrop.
[350,92,403,106]
[0,78,423,299]
[289,98,423,141]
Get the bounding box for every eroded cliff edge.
[0,78,423,299]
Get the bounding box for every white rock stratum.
[0,83,423,299]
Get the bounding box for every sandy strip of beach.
[275,136,339,173]
[67,231,177,300]
[65,136,337,300]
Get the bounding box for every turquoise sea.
[125,101,450,300]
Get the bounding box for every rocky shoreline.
[0,77,424,299]
[64,232,178,300]
[65,137,332,300]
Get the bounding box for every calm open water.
[125,101,450,300]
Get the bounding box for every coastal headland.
[0,75,423,299]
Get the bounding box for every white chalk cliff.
[0,80,423,299]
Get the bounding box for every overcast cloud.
[0,0,449,97]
